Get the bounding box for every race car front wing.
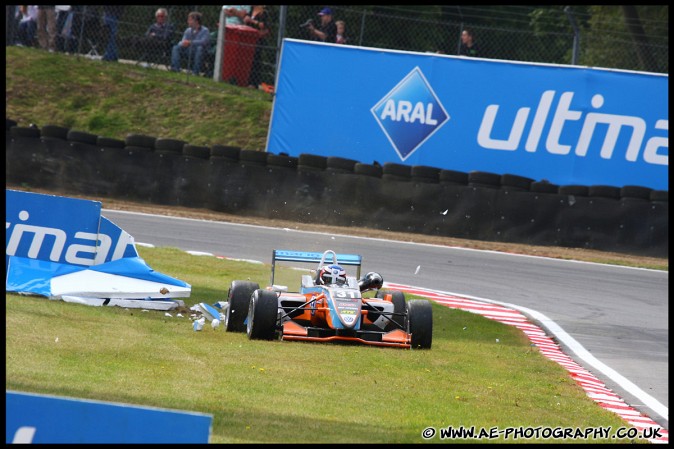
[281,320,412,348]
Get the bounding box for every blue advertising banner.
[5,190,138,269]
[267,39,668,190]
[5,190,191,301]
[6,391,212,443]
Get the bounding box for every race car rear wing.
[271,249,362,286]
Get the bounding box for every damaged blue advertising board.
[267,39,668,190]
[5,189,190,306]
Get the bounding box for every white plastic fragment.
[193,317,205,331]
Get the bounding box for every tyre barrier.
[439,169,468,185]
[97,136,126,148]
[124,145,154,154]
[501,173,534,191]
[326,156,358,173]
[210,144,241,161]
[620,185,653,201]
[125,133,157,150]
[10,126,41,139]
[266,153,298,170]
[67,130,98,145]
[468,170,500,189]
[650,190,668,202]
[41,125,70,140]
[530,180,559,194]
[4,120,668,257]
[183,144,210,159]
[411,165,440,183]
[558,185,589,197]
[239,149,268,167]
[354,163,382,178]
[298,153,327,171]
[155,138,186,153]
[588,185,621,200]
[382,162,411,182]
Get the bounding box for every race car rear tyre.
[407,300,433,349]
[247,289,279,340]
[376,290,406,330]
[225,280,260,332]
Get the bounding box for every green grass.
[6,46,272,150]
[6,247,644,443]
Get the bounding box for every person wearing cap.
[307,7,337,43]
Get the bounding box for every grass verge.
[6,247,644,443]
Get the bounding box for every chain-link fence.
[6,5,668,88]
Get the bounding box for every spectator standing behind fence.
[243,5,269,89]
[223,5,250,25]
[171,11,210,75]
[37,5,57,52]
[102,5,125,62]
[55,5,70,50]
[16,5,38,47]
[306,7,336,43]
[335,20,347,44]
[459,28,479,57]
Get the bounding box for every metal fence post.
[564,6,580,66]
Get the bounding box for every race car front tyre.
[247,289,279,340]
[407,300,433,349]
[225,280,260,332]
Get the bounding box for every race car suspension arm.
[360,301,405,329]
[278,294,327,321]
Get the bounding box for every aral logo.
[371,67,449,161]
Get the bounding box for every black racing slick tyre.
[247,289,279,340]
[377,290,406,330]
[407,300,433,349]
[225,280,260,332]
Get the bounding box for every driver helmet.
[318,264,347,286]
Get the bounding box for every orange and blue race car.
[223,249,432,349]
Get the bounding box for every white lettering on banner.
[6,213,67,262]
[643,119,668,165]
[477,90,668,166]
[64,231,110,266]
[12,426,36,444]
[478,105,530,150]
[6,211,132,266]
[380,100,438,125]
[545,92,582,155]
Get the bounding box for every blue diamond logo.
[371,67,450,161]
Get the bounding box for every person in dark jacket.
[102,5,125,61]
[459,28,479,57]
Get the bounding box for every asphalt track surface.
[103,209,668,430]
